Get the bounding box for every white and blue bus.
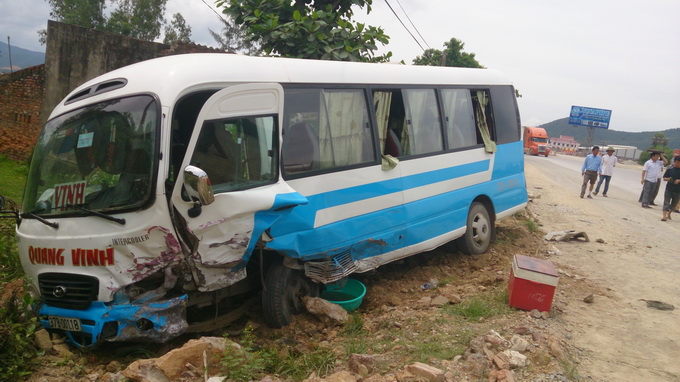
[8,54,527,347]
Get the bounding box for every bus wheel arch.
[457,197,496,255]
[261,257,319,328]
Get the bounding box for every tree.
[46,0,106,29]
[106,0,167,41]
[209,15,260,55]
[413,37,483,68]
[638,132,672,165]
[40,0,175,44]
[651,132,669,149]
[164,13,192,45]
[218,0,391,62]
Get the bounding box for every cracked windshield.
[22,95,157,216]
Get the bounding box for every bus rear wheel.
[457,202,493,255]
[262,262,318,328]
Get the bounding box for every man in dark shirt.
[661,156,680,221]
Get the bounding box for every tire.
[262,262,318,328]
[456,202,494,255]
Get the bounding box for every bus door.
[171,83,306,291]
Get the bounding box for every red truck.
[523,126,550,157]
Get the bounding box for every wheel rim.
[287,276,308,314]
[471,212,490,247]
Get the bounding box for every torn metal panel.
[118,226,184,282]
[112,295,189,343]
[39,294,188,348]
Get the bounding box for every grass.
[559,357,580,381]
[0,155,28,204]
[443,289,512,322]
[0,156,36,380]
[524,219,539,233]
[218,326,337,381]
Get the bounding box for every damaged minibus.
[2,54,528,347]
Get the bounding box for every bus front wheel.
[262,262,318,328]
[457,202,494,255]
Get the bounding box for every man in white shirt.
[638,152,668,206]
[649,153,668,205]
[640,152,663,208]
[594,147,616,197]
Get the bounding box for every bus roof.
[52,53,514,118]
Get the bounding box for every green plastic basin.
[320,279,366,312]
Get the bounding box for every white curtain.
[474,90,497,153]
[319,90,369,167]
[403,89,441,155]
[373,92,392,152]
[442,89,476,149]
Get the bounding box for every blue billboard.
[569,106,612,129]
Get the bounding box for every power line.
[383,0,425,52]
[199,0,228,24]
[394,0,430,49]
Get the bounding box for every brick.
[406,362,445,382]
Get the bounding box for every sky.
[1,0,679,133]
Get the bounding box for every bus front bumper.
[39,294,188,348]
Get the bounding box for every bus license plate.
[48,316,82,331]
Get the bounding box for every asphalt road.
[530,154,657,200]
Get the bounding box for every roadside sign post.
[568,106,612,148]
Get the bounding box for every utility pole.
[7,36,13,76]
[584,126,595,148]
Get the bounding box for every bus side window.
[402,89,443,155]
[283,88,374,175]
[490,85,521,145]
[374,90,405,157]
[319,89,374,168]
[471,89,497,153]
[441,89,477,149]
[282,88,321,174]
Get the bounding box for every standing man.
[640,152,663,208]
[580,146,601,199]
[639,151,668,206]
[661,156,680,221]
[594,147,616,197]
[649,153,669,205]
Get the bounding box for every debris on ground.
[544,230,590,242]
[122,336,235,382]
[302,296,350,324]
[641,299,675,311]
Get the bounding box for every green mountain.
[540,118,680,151]
[0,41,45,73]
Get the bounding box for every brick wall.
[0,65,45,161]
[0,20,224,162]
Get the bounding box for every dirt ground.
[18,155,680,381]
[524,155,680,382]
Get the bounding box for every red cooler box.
[508,254,559,312]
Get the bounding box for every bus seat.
[283,122,318,173]
[127,149,151,174]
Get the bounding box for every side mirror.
[183,165,215,206]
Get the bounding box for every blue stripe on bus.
[307,159,490,210]
[258,141,527,263]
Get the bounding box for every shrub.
[0,285,41,379]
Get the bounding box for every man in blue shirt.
[580,146,602,199]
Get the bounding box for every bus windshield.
[22,95,158,217]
